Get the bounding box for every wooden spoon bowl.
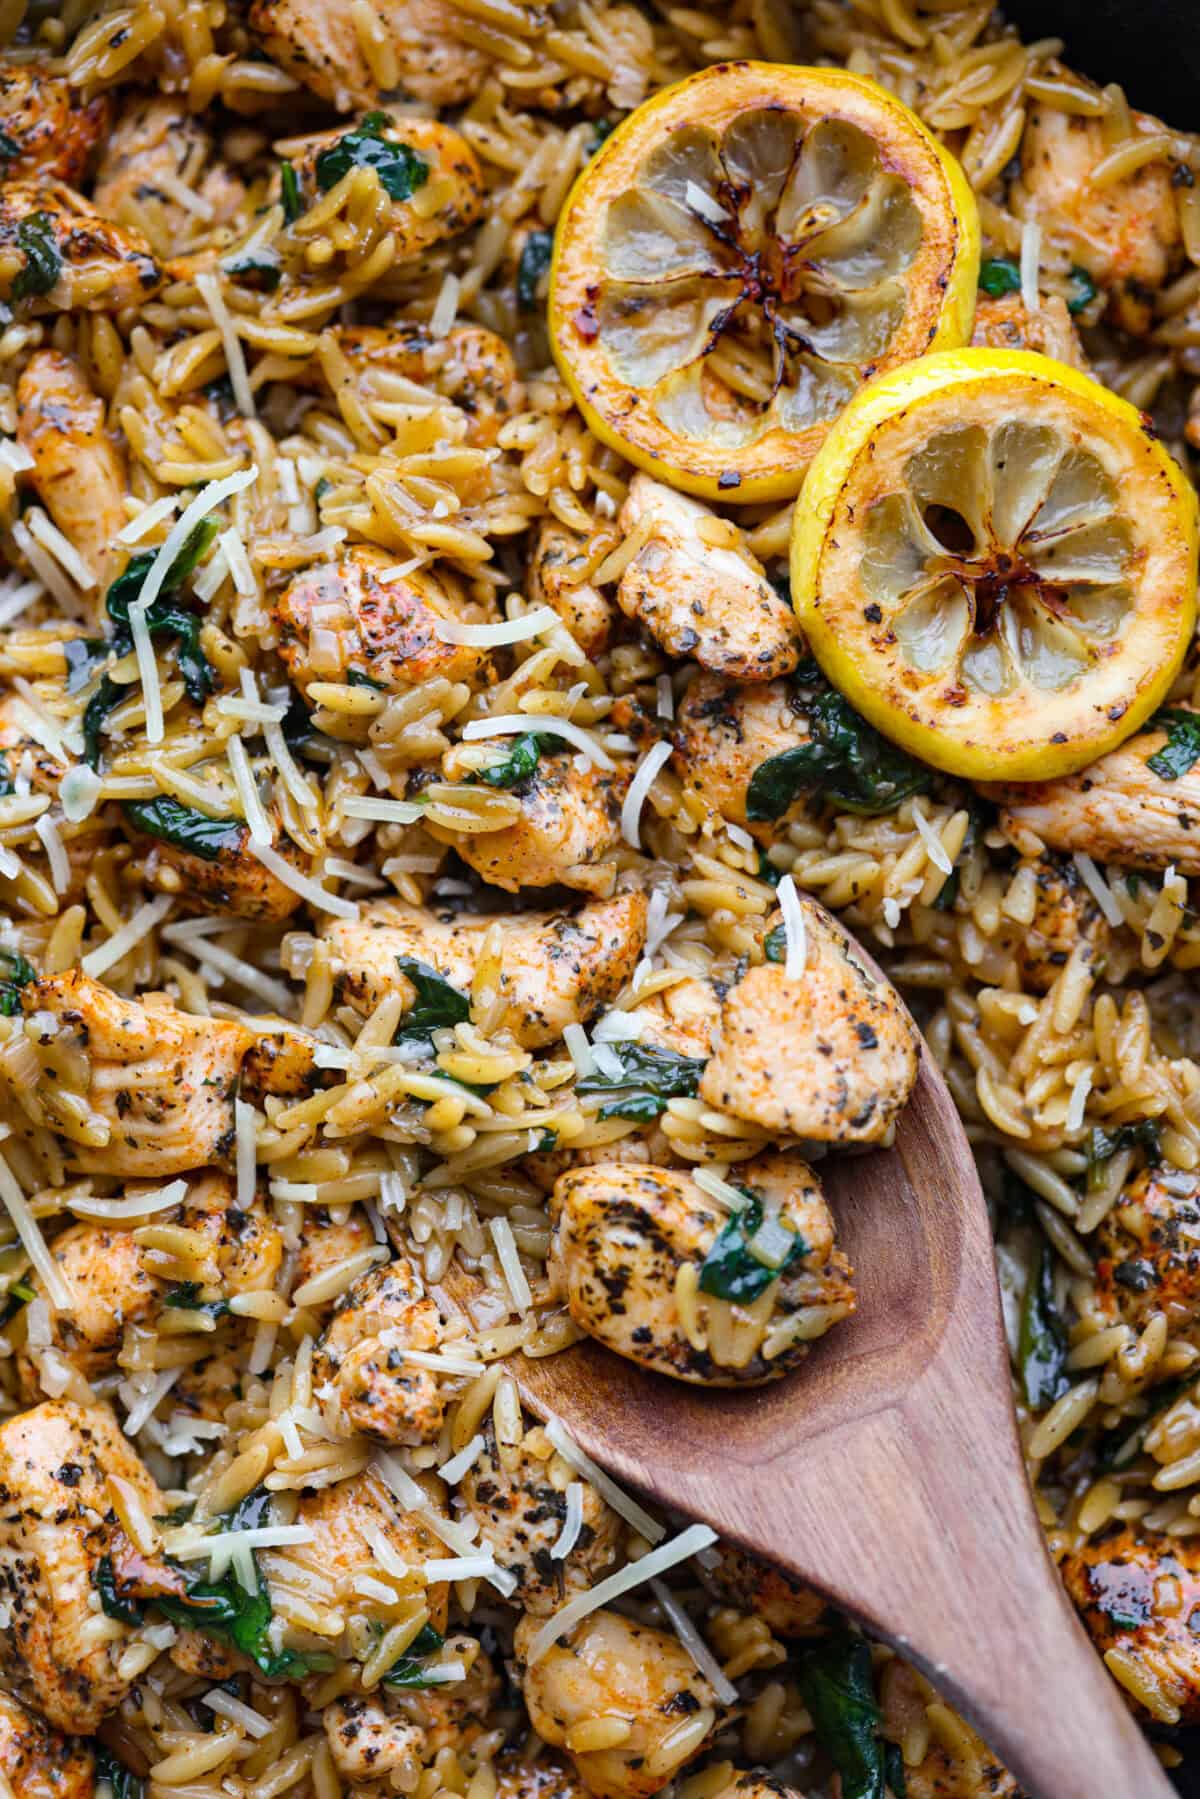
[493,1023,1173,1798]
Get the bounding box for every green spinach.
[96,1746,146,1799]
[63,635,110,694]
[746,664,930,820]
[10,211,61,302]
[315,113,429,202]
[382,1622,446,1687]
[697,1194,806,1304]
[516,231,553,311]
[123,796,243,862]
[163,1280,231,1321]
[763,923,787,962]
[1018,1240,1069,1412]
[280,160,302,223]
[477,731,541,787]
[977,256,1021,298]
[576,1041,706,1121]
[1066,264,1098,316]
[794,1627,889,1799]
[394,956,471,1048]
[1146,709,1200,781]
[222,247,282,292]
[0,947,34,1016]
[96,1553,145,1626]
[1086,1118,1162,1192]
[0,130,20,169]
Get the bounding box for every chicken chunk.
[1095,1167,1200,1338]
[0,1400,164,1732]
[700,1545,826,1637]
[0,180,161,312]
[273,545,488,699]
[529,521,614,660]
[293,1204,380,1297]
[17,971,253,1178]
[250,0,487,108]
[259,1469,450,1643]
[430,753,633,897]
[1015,101,1181,333]
[1061,1525,1200,1724]
[0,1690,94,1799]
[548,1153,854,1384]
[0,62,109,184]
[16,1222,159,1396]
[0,692,64,796]
[878,1657,1023,1798]
[971,292,1087,368]
[180,1172,285,1298]
[129,807,308,923]
[388,1633,499,1752]
[240,1021,329,1104]
[459,1418,622,1613]
[93,98,245,254]
[634,973,721,1059]
[324,1695,424,1785]
[497,1748,591,1799]
[302,323,523,450]
[1011,855,1112,995]
[289,118,484,262]
[321,892,647,1049]
[671,675,810,835]
[987,717,1200,876]
[312,1257,446,1446]
[616,477,801,681]
[699,901,920,1142]
[704,1777,804,1799]
[17,349,127,596]
[516,1608,719,1799]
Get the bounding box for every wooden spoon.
[449,981,1173,1798]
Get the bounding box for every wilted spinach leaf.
[0,130,19,170]
[383,1622,446,1687]
[1086,1118,1162,1192]
[697,1195,806,1304]
[11,211,61,302]
[347,668,387,691]
[1066,264,1098,315]
[763,924,787,962]
[63,636,110,694]
[123,796,243,862]
[0,947,34,1015]
[1018,1241,1069,1412]
[280,160,302,222]
[394,956,470,1048]
[576,1041,706,1121]
[517,230,553,311]
[978,256,1021,297]
[794,1627,888,1799]
[1146,709,1200,781]
[747,664,930,820]
[477,731,541,787]
[96,1746,146,1799]
[222,247,282,291]
[163,1280,230,1321]
[96,1554,145,1625]
[315,113,429,202]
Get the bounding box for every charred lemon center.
[862,421,1134,698]
[600,112,922,448]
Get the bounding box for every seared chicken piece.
[93,98,245,253]
[879,1657,1023,1798]
[130,808,308,923]
[0,1689,94,1799]
[0,691,66,795]
[431,752,633,897]
[260,1469,450,1639]
[459,1419,622,1613]
[0,180,161,311]
[529,520,614,659]
[706,1778,805,1799]
[389,1634,500,1752]
[180,1172,285,1297]
[16,1222,158,1396]
[249,0,487,108]
[1096,1167,1200,1338]
[312,1257,446,1446]
[700,1545,826,1636]
[987,717,1200,875]
[289,118,484,262]
[671,675,810,834]
[1012,855,1112,995]
[273,545,488,698]
[497,1749,592,1799]
[1061,1526,1200,1724]
[293,1204,380,1296]
[17,349,128,595]
[1015,100,1181,333]
[240,1021,326,1103]
[617,476,801,681]
[549,1153,854,1384]
[699,901,920,1142]
[19,971,253,1178]
[634,973,721,1059]
[301,323,523,450]
[0,62,109,183]
[0,1400,164,1732]
[516,1608,719,1799]
[321,891,647,1048]
[971,292,1087,367]
[168,1626,242,1680]
[324,1695,424,1784]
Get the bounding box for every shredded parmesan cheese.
[235,1098,257,1211]
[747,1215,798,1270]
[264,717,319,812]
[438,1434,485,1484]
[70,1180,188,1221]
[621,739,672,850]
[423,1554,498,1582]
[562,1022,596,1077]
[196,271,257,418]
[433,606,558,648]
[911,801,953,876]
[551,1482,585,1560]
[0,577,42,627]
[246,842,358,918]
[340,795,424,824]
[118,495,178,544]
[651,1578,739,1706]
[0,1150,73,1311]
[775,873,807,981]
[544,1418,665,1544]
[693,1166,751,1212]
[0,439,33,473]
[1073,852,1124,927]
[226,733,271,844]
[61,763,103,822]
[684,180,729,223]
[656,674,675,720]
[25,509,96,591]
[81,894,172,978]
[489,1216,533,1314]
[1020,217,1042,314]
[1065,1067,1093,1134]
[204,1690,273,1739]
[34,812,69,893]
[133,464,258,620]
[430,271,461,337]
[524,1523,716,1666]
[461,714,614,770]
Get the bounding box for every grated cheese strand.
[524,1523,717,1666]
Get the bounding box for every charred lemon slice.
[549,62,979,503]
[791,348,1199,782]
